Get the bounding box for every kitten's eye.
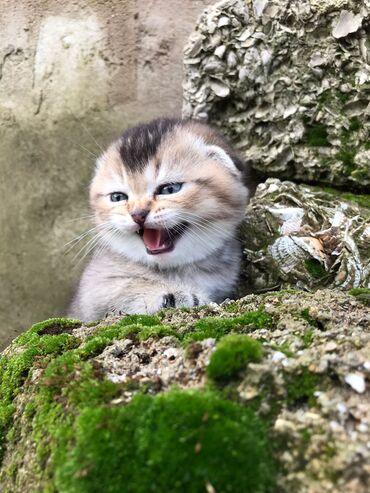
[156,183,183,195]
[110,192,128,202]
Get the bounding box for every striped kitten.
[69,118,252,321]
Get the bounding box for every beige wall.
[0,0,213,349]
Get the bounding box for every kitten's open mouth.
[137,223,188,255]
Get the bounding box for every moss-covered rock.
[239,178,370,294]
[1,290,369,493]
[207,334,263,382]
[183,0,370,191]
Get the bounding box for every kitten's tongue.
[142,228,172,254]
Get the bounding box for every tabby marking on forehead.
[119,118,178,172]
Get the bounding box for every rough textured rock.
[183,0,370,191]
[239,178,370,294]
[0,290,369,492]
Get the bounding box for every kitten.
[69,118,252,321]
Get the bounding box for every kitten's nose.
[131,209,149,226]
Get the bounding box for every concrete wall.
[0,0,212,349]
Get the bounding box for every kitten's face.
[89,121,249,268]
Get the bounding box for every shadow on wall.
[0,0,213,349]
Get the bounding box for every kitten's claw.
[104,309,124,318]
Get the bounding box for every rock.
[239,178,370,294]
[183,0,370,191]
[344,372,366,393]
[0,290,369,492]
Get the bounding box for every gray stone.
[183,0,370,191]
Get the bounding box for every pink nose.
[131,209,149,226]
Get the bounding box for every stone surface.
[239,178,370,294]
[0,289,369,492]
[0,0,213,350]
[183,0,370,190]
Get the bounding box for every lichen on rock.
[239,178,370,294]
[183,0,370,190]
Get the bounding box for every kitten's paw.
[161,291,208,309]
[104,308,125,318]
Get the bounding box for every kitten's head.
[90,118,250,268]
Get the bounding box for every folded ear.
[205,145,242,178]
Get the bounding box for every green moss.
[340,192,370,209]
[222,301,240,313]
[78,316,165,357]
[349,288,370,306]
[304,123,329,147]
[27,350,123,479]
[55,390,275,493]
[184,308,272,343]
[78,326,127,358]
[285,368,319,407]
[348,117,361,132]
[207,335,263,382]
[318,88,350,106]
[302,329,314,348]
[336,148,356,174]
[337,92,350,104]
[15,318,81,346]
[300,308,320,329]
[351,168,370,182]
[0,330,78,461]
[117,314,162,327]
[137,325,176,341]
[304,259,327,279]
[335,116,363,175]
[1,306,279,491]
[312,185,370,210]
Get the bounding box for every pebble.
[345,373,366,394]
[271,351,286,362]
[324,341,338,352]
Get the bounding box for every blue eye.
[157,183,183,195]
[110,192,128,202]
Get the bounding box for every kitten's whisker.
[92,229,120,262]
[184,218,239,241]
[74,117,105,154]
[70,224,112,262]
[62,214,96,224]
[62,137,99,160]
[73,227,114,267]
[174,214,239,241]
[172,223,213,253]
[177,211,238,234]
[71,232,102,264]
[67,108,105,155]
[63,223,109,252]
[178,210,239,227]
[175,211,229,228]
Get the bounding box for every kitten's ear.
[205,145,241,178]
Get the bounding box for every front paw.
[161,291,207,309]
